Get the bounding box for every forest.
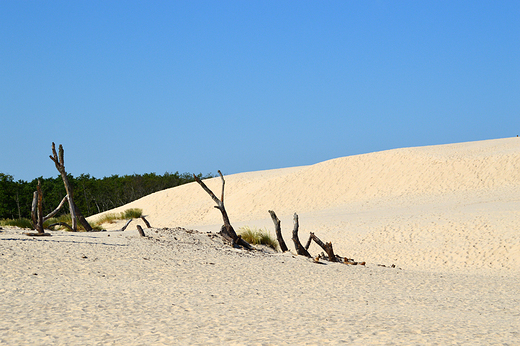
[0,171,212,220]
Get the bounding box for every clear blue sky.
[1,1,519,181]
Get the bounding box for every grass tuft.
[94,213,119,225]
[94,208,143,227]
[2,208,143,232]
[238,226,278,251]
[121,208,143,219]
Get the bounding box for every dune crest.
[92,137,520,274]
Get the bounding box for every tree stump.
[268,210,288,252]
[291,213,311,257]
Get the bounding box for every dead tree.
[193,171,252,249]
[26,180,51,236]
[269,210,364,264]
[292,213,311,257]
[49,143,92,232]
[268,210,288,252]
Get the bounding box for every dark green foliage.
[0,171,212,220]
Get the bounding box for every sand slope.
[2,137,520,345]
[2,226,518,345]
[91,137,520,274]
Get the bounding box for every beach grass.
[238,226,278,251]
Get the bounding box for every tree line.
[0,171,212,220]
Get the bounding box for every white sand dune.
[2,137,519,345]
[93,137,520,275]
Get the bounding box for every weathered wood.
[43,195,68,221]
[50,143,92,232]
[304,233,312,251]
[309,232,338,262]
[291,213,311,257]
[136,225,146,237]
[218,170,225,204]
[36,180,44,234]
[31,191,38,228]
[24,232,51,236]
[193,172,252,250]
[48,222,74,232]
[119,219,133,232]
[268,210,288,252]
[140,216,151,228]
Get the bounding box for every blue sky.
[1,1,519,181]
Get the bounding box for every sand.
[1,137,519,344]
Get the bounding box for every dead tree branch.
[47,222,74,232]
[268,210,288,252]
[292,213,311,257]
[136,225,146,237]
[193,172,252,249]
[140,216,151,228]
[31,191,38,228]
[309,232,338,262]
[304,233,312,250]
[119,219,133,232]
[49,142,92,232]
[25,180,51,236]
[44,195,68,221]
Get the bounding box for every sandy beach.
[1,137,519,345]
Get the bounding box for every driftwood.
[25,180,51,236]
[44,195,68,221]
[30,191,38,229]
[140,216,151,228]
[292,213,311,257]
[309,232,337,262]
[136,225,146,237]
[47,222,74,232]
[193,171,252,249]
[119,219,133,232]
[50,143,92,232]
[268,210,365,265]
[304,234,312,250]
[268,210,288,252]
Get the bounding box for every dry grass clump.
[94,213,120,225]
[122,208,142,219]
[94,208,143,227]
[238,226,278,251]
[0,218,33,229]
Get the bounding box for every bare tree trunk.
[36,180,44,234]
[49,143,92,232]
[31,191,38,228]
[268,210,288,252]
[136,225,146,237]
[25,180,51,236]
[292,213,311,257]
[193,171,251,249]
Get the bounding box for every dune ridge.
[3,137,520,345]
[91,137,520,274]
